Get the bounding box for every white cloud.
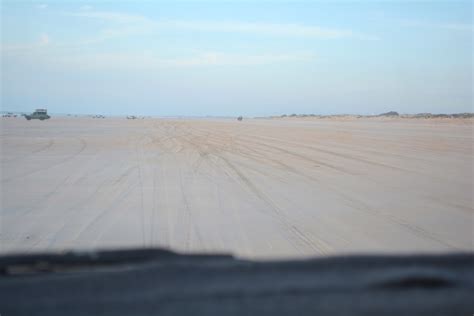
[79,5,93,11]
[54,51,316,69]
[402,20,473,32]
[71,11,153,25]
[65,11,155,44]
[168,51,316,66]
[68,10,377,41]
[437,23,473,32]
[39,33,50,45]
[2,33,50,53]
[160,20,355,39]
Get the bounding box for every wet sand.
[1,117,472,258]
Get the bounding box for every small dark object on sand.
[237,116,243,121]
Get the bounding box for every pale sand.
[1,117,472,258]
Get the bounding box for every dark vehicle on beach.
[25,109,50,120]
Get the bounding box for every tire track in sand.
[217,154,333,255]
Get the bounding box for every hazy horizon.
[1,109,473,118]
[1,0,473,117]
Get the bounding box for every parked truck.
[25,109,50,121]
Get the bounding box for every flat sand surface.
[1,117,472,258]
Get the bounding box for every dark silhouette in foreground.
[0,248,472,315]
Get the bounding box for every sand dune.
[1,117,472,258]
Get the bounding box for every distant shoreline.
[2,111,473,120]
[260,112,474,120]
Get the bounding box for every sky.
[1,0,472,116]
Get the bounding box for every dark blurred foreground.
[0,248,473,315]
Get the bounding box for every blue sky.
[1,1,472,116]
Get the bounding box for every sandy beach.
[1,117,472,258]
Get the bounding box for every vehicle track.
[42,165,139,250]
[2,137,87,183]
[217,154,332,255]
[2,117,471,257]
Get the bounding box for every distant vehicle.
[93,115,106,119]
[2,112,17,118]
[25,109,50,121]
